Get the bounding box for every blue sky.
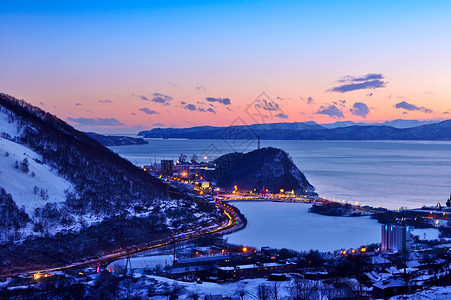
[1,1,451,132]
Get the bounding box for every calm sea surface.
[110,139,451,210]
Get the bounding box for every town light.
[242,247,247,253]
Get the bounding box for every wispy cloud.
[350,102,370,118]
[153,123,165,127]
[150,93,172,105]
[275,113,288,119]
[394,101,433,114]
[184,103,197,111]
[139,108,159,115]
[98,99,112,104]
[337,73,384,83]
[206,97,231,105]
[333,100,346,108]
[182,102,216,114]
[301,96,315,105]
[136,93,172,105]
[75,103,83,106]
[254,99,280,111]
[316,105,345,119]
[67,117,123,126]
[328,73,387,93]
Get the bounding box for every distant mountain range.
[138,119,451,140]
[86,132,148,146]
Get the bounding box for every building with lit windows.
[381,225,411,252]
[161,160,174,176]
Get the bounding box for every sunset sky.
[1,1,451,133]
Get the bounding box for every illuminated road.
[218,193,451,220]
[9,201,243,278]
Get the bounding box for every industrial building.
[381,225,411,252]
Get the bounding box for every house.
[303,268,330,280]
[175,255,232,268]
[372,279,414,298]
[366,255,390,268]
[217,262,295,280]
[166,265,211,279]
[360,271,381,285]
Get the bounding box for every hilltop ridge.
[208,147,315,194]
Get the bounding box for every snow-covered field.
[225,201,382,252]
[143,274,294,299]
[390,286,451,300]
[107,255,174,272]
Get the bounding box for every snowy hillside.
[0,137,73,216]
[0,93,226,274]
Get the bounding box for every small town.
[1,156,450,299]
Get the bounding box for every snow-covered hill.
[0,93,226,274]
[0,137,73,216]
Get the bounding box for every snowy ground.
[389,286,451,299]
[143,274,293,299]
[107,255,174,272]
[0,137,73,216]
[225,201,381,252]
[410,228,441,241]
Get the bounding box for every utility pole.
[173,236,176,263]
[124,254,132,276]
